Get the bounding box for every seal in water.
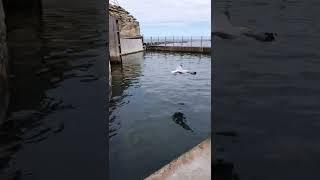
[213,11,277,42]
[171,112,193,131]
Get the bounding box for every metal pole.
[191,36,192,47]
[165,36,166,47]
[158,36,159,45]
[181,36,183,46]
[173,36,174,47]
[151,36,153,45]
[201,36,203,48]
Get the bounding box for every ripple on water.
[109,52,211,180]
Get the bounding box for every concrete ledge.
[146,46,211,54]
[120,38,144,55]
[145,137,211,180]
[121,49,145,56]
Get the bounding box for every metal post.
[201,36,203,48]
[151,36,153,45]
[158,36,159,45]
[181,36,183,47]
[173,36,174,47]
[165,36,166,47]
[191,36,192,47]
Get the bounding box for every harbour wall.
[146,46,211,54]
[120,38,144,55]
[109,15,122,63]
[109,4,144,64]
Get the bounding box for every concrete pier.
[147,45,211,54]
[109,15,122,63]
[145,137,211,180]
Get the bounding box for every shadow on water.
[214,0,320,179]
[0,0,107,179]
[213,160,240,180]
[0,66,9,126]
[1,2,70,178]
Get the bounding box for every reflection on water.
[109,51,211,180]
[0,62,9,125]
[214,0,320,179]
[0,1,107,179]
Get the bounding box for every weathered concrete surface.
[120,38,144,55]
[109,15,122,63]
[0,0,9,124]
[145,137,211,180]
[147,46,211,54]
[109,4,144,60]
[109,4,140,38]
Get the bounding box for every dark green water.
[0,1,107,179]
[214,0,320,179]
[109,51,211,180]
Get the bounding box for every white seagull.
[171,65,196,75]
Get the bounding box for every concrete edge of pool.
[144,137,211,180]
[146,46,211,54]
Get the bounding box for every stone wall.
[109,4,141,38]
[109,4,144,57]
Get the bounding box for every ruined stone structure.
[109,4,144,99]
[109,4,144,101]
[109,4,141,38]
[108,4,144,62]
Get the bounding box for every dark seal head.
[264,32,277,42]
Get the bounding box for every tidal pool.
[109,51,211,180]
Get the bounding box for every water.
[0,0,107,179]
[213,0,320,179]
[109,51,211,180]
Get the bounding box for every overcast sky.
[114,0,211,37]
